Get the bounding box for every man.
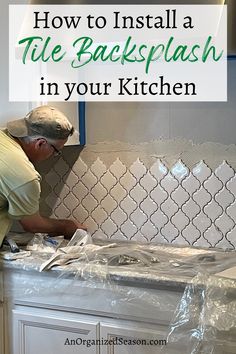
[0,105,86,247]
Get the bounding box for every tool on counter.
[1,236,31,260]
[3,237,20,253]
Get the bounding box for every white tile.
[204,174,223,195]
[110,207,127,227]
[161,199,178,219]
[182,173,200,195]
[110,231,128,241]
[151,209,168,229]
[171,211,189,231]
[182,199,200,219]
[172,236,189,246]
[72,157,88,178]
[120,196,137,215]
[140,197,157,217]
[129,158,147,180]
[120,172,136,191]
[63,170,79,187]
[204,225,223,247]
[45,170,61,189]
[41,156,236,249]
[215,161,234,184]
[83,216,98,234]
[45,193,59,210]
[90,158,107,179]
[110,183,127,203]
[81,170,97,191]
[101,218,118,238]
[215,189,234,209]
[224,228,236,248]
[192,161,211,183]
[130,209,148,229]
[72,204,89,223]
[140,221,158,241]
[120,220,138,238]
[155,235,170,244]
[226,175,236,196]
[182,224,200,244]
[150,159,168,182]
[150,185,168,206]
[215,214,235,234]
[100,171,117,192]
[53,202,71,219]
[193,187,211,208]
[226,202,236,221]
[193,212,211,233]
[171,160,189,181]
[63,192,80,212]
[90,183,108,203]
[204,201,223,221]
[82,194,98,213]
[171,186,189,206]
[54,158,70,177]
[130,184,148,204]
[214,238,234,250]
[131,231,147,243]
[161,223,178,242]
[92,230,107,240]
[91,207,107,226]
[160,173,179,194]
[140,172,157,193]
[193,237,211,248]
[109,158,127,179]
[72,181,88,202]
[100,195,117,215]
[55,183,70,201]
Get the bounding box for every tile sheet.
[42,157,236,249]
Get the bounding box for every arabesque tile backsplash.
[39,150,236,250]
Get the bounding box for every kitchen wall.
[33,60,236,250]
[85,60,236,146]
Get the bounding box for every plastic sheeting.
[2,231,236,354]
[163,273,236,354]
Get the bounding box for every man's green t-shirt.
[0,130,41,246]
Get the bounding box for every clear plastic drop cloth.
[2,230,236,353]
[160,273,236,354]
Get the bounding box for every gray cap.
[7,105,74,140]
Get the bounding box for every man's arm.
[19,212,86,239]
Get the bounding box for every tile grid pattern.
[43,157,236,249]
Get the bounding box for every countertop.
[2,238,236,354]
[2,239,236,291]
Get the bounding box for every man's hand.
[63,219,87,239]
[20,212,87,239]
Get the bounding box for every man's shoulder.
[0,130,41,188]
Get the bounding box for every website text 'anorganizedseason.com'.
[64,337,167,347]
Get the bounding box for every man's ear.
[34,138,47,149]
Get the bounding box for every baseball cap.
[7,105,74,140]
